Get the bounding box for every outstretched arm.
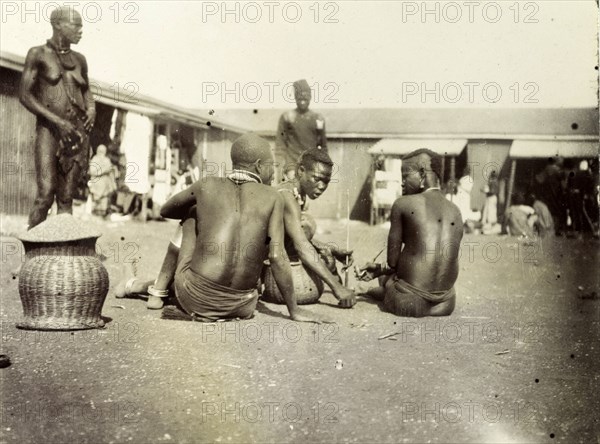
[356,200,402,282]
[80,54,96,131]
[268,194,324,322]
[281,191,356,307]
[160,183,198,220]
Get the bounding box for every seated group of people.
[116,134,464,322]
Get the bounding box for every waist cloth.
[174,265,258,322]
[384,276,456,318]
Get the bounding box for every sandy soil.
[1,215,598,443]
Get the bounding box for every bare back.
[188,178,278,289]
[390,191,463,291]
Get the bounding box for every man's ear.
[419,167,427,179]
[253,159,262,174]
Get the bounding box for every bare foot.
[115,277,138,299]
[147,296,165,310]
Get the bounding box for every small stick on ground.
[344,189,350,287]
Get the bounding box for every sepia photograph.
[0,1,598,443]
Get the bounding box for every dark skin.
[160,158,324,323]
[358,154,463,315]
[280,161,357,308]
[19,11,95,144]
[282,92,326,181]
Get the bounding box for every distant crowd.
[446,157,599,239]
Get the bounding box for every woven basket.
[262,260,324,305]
[17,215,109,330]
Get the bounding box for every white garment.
[119,112,153,194]
[455,176,481,222]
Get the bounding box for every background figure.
[151,135,172,220]
[531,194,554,237]
[564,159,590,238]
[533,157,566,235]
[505,191,537,238]
[275,79,327,182]
[481,170,500,234]
[19,6,95,229]
[454,167,481,231]
[581,159,600,237]
[88,144,117,217]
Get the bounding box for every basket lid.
[18,214,102,242]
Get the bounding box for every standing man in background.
[19,6,95,229]
[275,79,327,182]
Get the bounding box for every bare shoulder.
[283,109,297,122]
[275,182,296,199]
[25,45,45,61]
[72,50,87,64]
[255,183,280,199]
[392,194,419,212]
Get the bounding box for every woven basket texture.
[262,261,324,305]
[17,238,109,330]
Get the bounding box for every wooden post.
[505,159,517,210]
[441,156,446,185]
[450,156,456,183]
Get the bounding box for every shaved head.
[50,6,81,25]
[402,148,442,180]
[231,133,272,167]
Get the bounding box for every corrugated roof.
[367,138,467,156]
[195,108,599,139]
[510,140,599,158]
[0,51,245,133]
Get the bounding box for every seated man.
[357,149,463,317]
[117,134,321,323]
[277,149,356,308]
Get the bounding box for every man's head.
[293,79,311,113]
[96,144,107,156]
[401,148,442,195]
[231,133,274,184]
[297,148,334,199]
[50,7,83,45]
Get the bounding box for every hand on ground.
[336,287,357,308]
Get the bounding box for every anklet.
[148,285,169,298]
[125,278,138,292]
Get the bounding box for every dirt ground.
[1,214,598,444]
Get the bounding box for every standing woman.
[19,6,95,228]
